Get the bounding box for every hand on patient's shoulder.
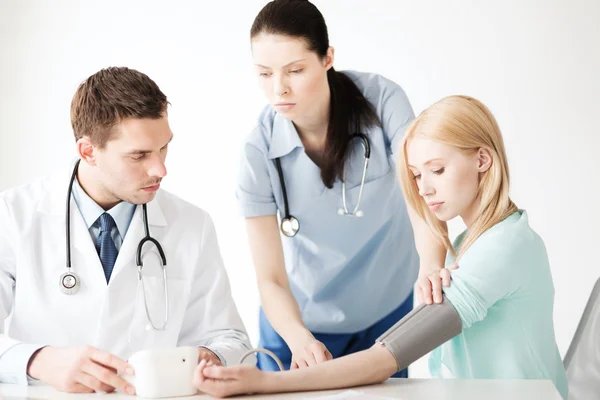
[417,264,459,305]
[27,345,135,395]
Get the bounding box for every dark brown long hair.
[251,0,381,188]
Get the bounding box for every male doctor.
[0,67,253,394]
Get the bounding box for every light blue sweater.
[429,210,568,399]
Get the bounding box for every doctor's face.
[93,116,172,205]
[251,34,332,121]
[406,137,483,227]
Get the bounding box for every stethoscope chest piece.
[59,271,80,295]
[280,216,300,237]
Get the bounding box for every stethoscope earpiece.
[338,208,364,217]
[339,134,370,218]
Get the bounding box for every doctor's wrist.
[197,347,222,366]
[26,346,51,381]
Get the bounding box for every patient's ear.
[477,147,492,173]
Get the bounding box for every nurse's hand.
[289,335,333,369]
[27,346,136,395]
[193,359,266,398]
[417,264,459,305]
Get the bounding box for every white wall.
[1,0,599,377]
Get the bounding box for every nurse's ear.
[76,136,98,166]
[323,46,335,70]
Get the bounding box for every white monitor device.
[124,346,199,398]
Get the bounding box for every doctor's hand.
[289,333,333,369]
[198,347,222,366]
[27,346,136,395]
[194,359,266,398]
[416,264,459,305]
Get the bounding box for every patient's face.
[406,137,482,226]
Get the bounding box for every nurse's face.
[93,116,172,206]
[251,33,333,120]
[406,137,491,227]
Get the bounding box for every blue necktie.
[96,213,118,283]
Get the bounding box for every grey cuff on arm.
[375,297,462,372]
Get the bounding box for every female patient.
[193,95,568,399]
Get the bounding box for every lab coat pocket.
[128,275,190,352]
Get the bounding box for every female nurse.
[236,0,446,375]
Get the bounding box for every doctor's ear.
[76,137,98,166]
[477,147,493,173]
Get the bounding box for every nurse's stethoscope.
[275,133,371,237]
[60,159,169,331]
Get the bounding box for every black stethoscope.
[60,160,169,330]
[275,133,371,237]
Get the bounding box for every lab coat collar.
[71,177,136,239]
[267,112,304,160]
[36,165,169,286]
[109,199,166,281]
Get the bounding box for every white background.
[1,0,599,377]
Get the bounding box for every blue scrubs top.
[236,71,419,334]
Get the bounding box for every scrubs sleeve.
[236,141,277,218]
[378,82,415,160]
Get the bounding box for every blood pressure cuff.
[375,297,462,372]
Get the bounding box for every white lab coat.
[0,167,254,383]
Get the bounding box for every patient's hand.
[193,360,265,398]
[417,264,458,305]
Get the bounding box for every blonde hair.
[398,95,517,261]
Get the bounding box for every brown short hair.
[70,67,168,148]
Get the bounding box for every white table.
[0,378,562,399]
